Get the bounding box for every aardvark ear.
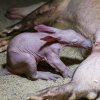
[40,35,58,42]
[34,24,58,34]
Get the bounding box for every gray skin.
[6,25,91,80]
[5,1,47,19]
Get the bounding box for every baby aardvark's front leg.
[45,50,73,78]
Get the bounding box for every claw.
[68,93,76,100]
[96,97,100,100]
[27,96,43,100]
[87,91,97,100]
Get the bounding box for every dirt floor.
[0,0,84,100]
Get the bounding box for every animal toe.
[86,91,98,100]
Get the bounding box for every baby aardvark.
[5,25,92,80]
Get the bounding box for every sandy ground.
[0,0,84,100]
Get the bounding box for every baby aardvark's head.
[34,24,92,48]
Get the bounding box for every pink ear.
[34,24,55,33]
[40,36,58,42]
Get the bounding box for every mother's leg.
[5,1,46,19]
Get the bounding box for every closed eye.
[72,39,78,44]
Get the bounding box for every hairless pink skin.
[6,25,92,80]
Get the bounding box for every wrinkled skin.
[0,0,69,38]
[27,31,100,100]
[6,25,91,80]
[3,0,100,99]
[2,0,100,39]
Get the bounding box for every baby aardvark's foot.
[34,71,62,80]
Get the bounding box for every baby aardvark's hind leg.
[7,51,61,80]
